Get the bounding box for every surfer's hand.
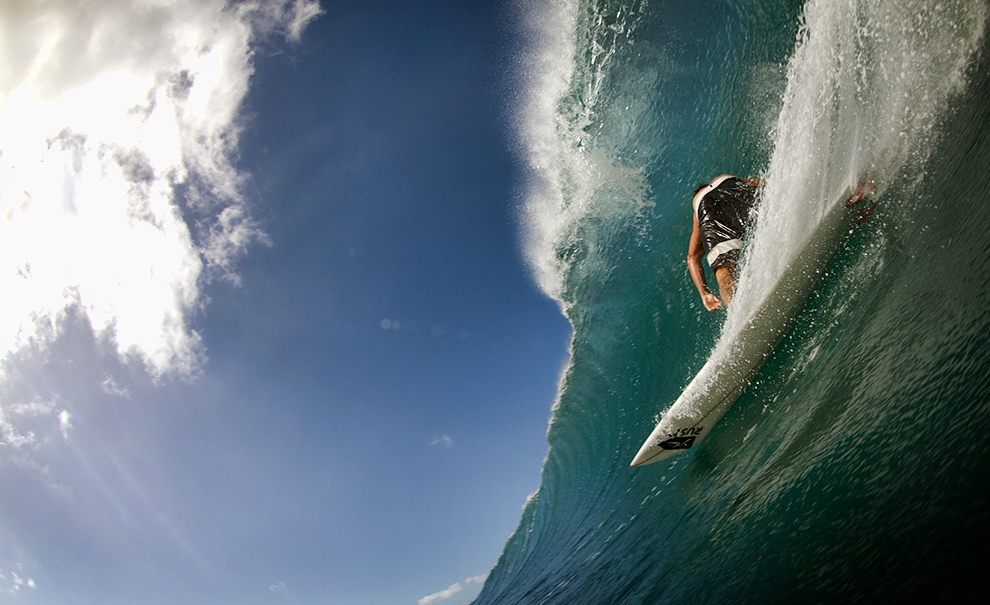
[702,292,723,311]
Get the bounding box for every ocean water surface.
[478,0,990,602]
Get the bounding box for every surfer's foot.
[845,181,876,207]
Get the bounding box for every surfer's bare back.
[687,174,761,310]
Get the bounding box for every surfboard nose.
[629,450,649,467]
[629,446,675,467]
[630,438,684,466]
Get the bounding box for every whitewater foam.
[514,0,654,306]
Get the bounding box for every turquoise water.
[478,0,990,602]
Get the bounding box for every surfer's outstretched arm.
[688,214,722,311]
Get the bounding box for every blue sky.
[0,1,571,603]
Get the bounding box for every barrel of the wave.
[631,183,875,467]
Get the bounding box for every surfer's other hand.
[702,292,723,311]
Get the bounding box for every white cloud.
[0,399,61,449]
[58,409,72,440]
[101,376,130,398]
[240,0,326,43]
[0,0,322,383]
[430,434,454,448]
[0,407,36,449]
[419,582,463,605]
[7,400,56,417]
[0,566,37,594]
[418,574,488,605]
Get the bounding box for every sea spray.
[731,0,988,336]
[515,0,658,306]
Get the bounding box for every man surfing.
[687,175,876,311]
[687,174,761,310]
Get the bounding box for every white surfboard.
[630,185,872,467]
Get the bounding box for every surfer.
[688,174,761,310]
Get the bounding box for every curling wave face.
[478,0,990,602]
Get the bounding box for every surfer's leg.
[715,263,737,306]
[710,248,740,307]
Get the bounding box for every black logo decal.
[658,436,696,450]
